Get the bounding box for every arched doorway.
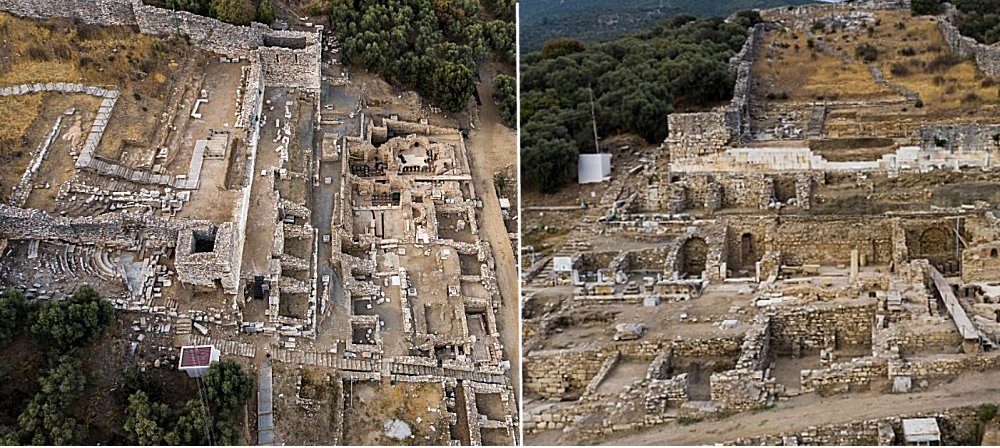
[740,232,756,266]
[679,238,708,278]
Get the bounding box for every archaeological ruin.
[0,0,518,444]
[522,0,1000,445]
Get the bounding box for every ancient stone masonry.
[770,301,875,352]
[0,0,136,25]
[939,3,1000,78]
[0,203,183,249]
[724,406,980,446]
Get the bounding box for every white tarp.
[579,153,612,184]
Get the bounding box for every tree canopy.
[325,0,513,112]
[493,74,516,128]
[203,359,254,416]
[0,288,27,346]
[31,285,114,350]
[520,13,760,192]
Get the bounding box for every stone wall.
[939,4,1000,78]
[800,356,887,394]
[666,112,730,161]
[672,173,774,210]
[918,124,1000,152]
[524,337,743,399]
[888,352,1000,381]
[725,406,980,446]
[0,0,135,25]
[0,0,322,91]
[0,203,182,249]
[770,301,875,352]
[962,241,1000,283]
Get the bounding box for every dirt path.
[600,369,1000,446]
[464,63,520,404]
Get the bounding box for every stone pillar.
[850,249,859,283]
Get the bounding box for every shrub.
[927,53,962,72]
[854,43,879,62]
[25,45,50,62]
[899,46,917,56]
[915,99,925,108]
[890,63,910,76]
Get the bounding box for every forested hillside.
[520,0,812,51]
[520,11,763,192]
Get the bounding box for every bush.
[890,63,910,76]
[927,53,962,72]
[915,99,924,108]
[25,45,50,62]
[854,43,879,62]
[899,46,917,56]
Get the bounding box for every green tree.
[167,0,210,15]
[541,37,585,59]
[203,359,254,416]
[256,0,275,25]
[164,400,211,446]
[15,355,87,445]
[912,0,942,15]
[430,62,476,113]
[209,0,256,25]
[0,289,27,346]
[124,391,171,446]
[492,74,516,128]
[31,285,114,350]
[123,366,165,403]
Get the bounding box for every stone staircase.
[190,334,257,358]
[272,348,378,371]
[807,103,826,138]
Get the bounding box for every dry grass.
[753,6,1000,137]
[752,28,896,101]
[0,12,197,200]
[857,10,999,115]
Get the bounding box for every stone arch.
[678,237,709,278]
[918,227,953,256]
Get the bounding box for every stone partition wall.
[525,337,744,399]
[770,301,876,352]
[887,352,1000,381]
[800,356,888,394]
[524,346,610,399]
[939,4,1000,78]
[770,216,895,266]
